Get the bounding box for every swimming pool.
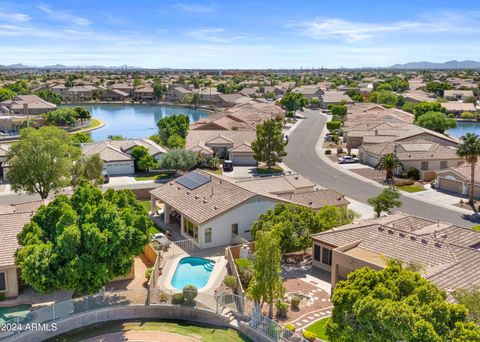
[0,304,32,324]
[171,257,215,290]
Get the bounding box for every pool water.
[171,257,215,290]
[0,304,32,324]
[447,121,480,139]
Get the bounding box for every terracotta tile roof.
[82,142,132,162]
[235,174,315,194]
[279,189,350,209]
[441,102,476,112]
[186,130,257,152]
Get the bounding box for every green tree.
[34,90,62,105]
[0,88,16,101]
[414,101,446,119]
[247,229,285,318]
[158,148,196,174]
[251,203,355,253]
[251,119,287,167]
[328,104,347,116]
[279,91,308,112]
[15,182,151,295]
[346,89,364,102]
[44,107,79,126]
[131,146,157,172]
[416,111,456,133]
[73,107,91,122]
[71,132,93,147]
[157,114,190,146]
[6,127,81,199]
[375,153,404,182]
[453,287,480,323]
[369,91,398,108]
[425,81,451,96]
[72,154,104,187]
[376,83,393,92]
[133,78,142,87]
[456,133,480,205]
[368,187,402,217]
[450,322,480,341]
[153,81,167,100]
[166,134,186,149]
[327,260,472,342]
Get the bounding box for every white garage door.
[105,161,135,175]
[230,153,256,166]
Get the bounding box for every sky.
[1,0,480,69]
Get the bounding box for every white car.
[338,156,359,164]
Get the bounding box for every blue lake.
[447,121,480,139]
[63,104,208,141]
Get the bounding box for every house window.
[421,161,429,171]
[440,161,448,169]
[322,247,332,266]
[231,223,239,236]
[205,228,212,244]
[185,219,198,240]
[0,272,6,292]
[313,244,321,261]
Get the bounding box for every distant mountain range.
[1,60,480,71]
[388,60,480,69]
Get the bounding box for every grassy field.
[47,320,251,342]
[305,317,331,341]
[85,118,102,130]
[134,172,173,181]
[398,185,426,193]
[203,168,223,175]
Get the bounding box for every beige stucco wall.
[331,249,383,289]
[0,267,19,298]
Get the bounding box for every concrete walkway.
[288,306,332,330]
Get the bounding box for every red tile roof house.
[435,163,480,198]
[0,201,47,298]
[150,170,348,249]
[311,213,480,301]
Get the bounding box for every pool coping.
[157,253,227,295]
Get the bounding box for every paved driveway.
[284,109,478,227]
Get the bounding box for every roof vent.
[295,176,299,180]
[421,238,428,244]
[186,191,190,195]
[399,232,405,238]
[177,186,181,190]
[169,182,174,186]
[308,201,313,205]
[213,205,218,210]
[194,195,199,199]
[378,226,384,232]
[434,242,442,248]
[410,235,417,241]
[203,199,207,204]
[388,229,394,234]
[337,197,342,201]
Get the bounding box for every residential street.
[284,109,478,227]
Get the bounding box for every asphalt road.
[284,110,477,227]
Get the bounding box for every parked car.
[223,160,234,172]
[103,169,110,183]
[338,156,359,164]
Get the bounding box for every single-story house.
[82,138,167,175]
[321,91,354,108]
[150,170,349,248]
[311,213,480,300]
[441,102,476,115]
[443,90,474,101]
[435,163,480,198]
[292,86,324,100]
[0,201,47,298]
[217,94,252,107]
[358,139,462,180]
[0,95,57,115]
[402,91,436,103]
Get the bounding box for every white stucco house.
[150,170,349,249]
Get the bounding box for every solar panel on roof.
[176,172,211,190]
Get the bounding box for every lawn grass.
[203,167,223,175]
[256,165,284,174]
[138,200,164,235]
[398,185,426,193]
[85,118,102,130]
[134,172,173,181]
[47,320,251,342]
[305,317,331,342]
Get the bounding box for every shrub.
[223,275,237,291]
[183,285,198,305]
[405,167,420,180]
[0,293,5,301]
[144,267,153,280]
[303,330,317,341]
[461,111,475,119]
[337,147,343,154]
[325,149,332,155]
[284,323,295,332]
[287,111,295,118]
[266,322,282,339]
[447,113,455,118]
[172,293,184,304]
[276,301,289,318]
[158,292,168,303]
[290,296,301,310]
[235,258,253,288]
[326,121,342,130]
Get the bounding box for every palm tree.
[375,153,404,183]
[456,133,480,205]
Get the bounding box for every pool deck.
[156,246,227,302]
